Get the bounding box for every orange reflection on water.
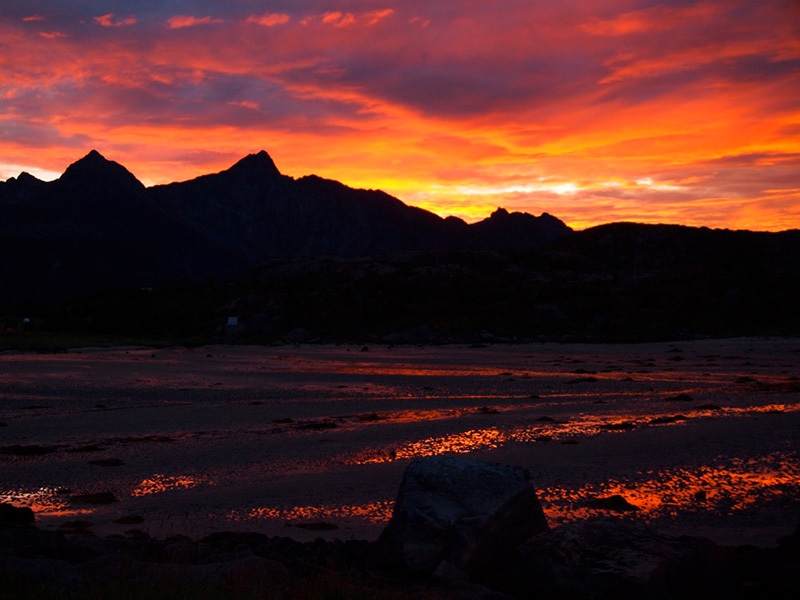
[246,500,394,524]
[349,413,694,465]
[395,428,506,460]
[539,451,800,526]
[727,403,799,415]
[353,427,506,464]
[346,400,796,470]
[0,486,92,517]
[131,474,207,497]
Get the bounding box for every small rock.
[0,444,55,456]
[665,393,695,402]
[584,494,639,512]
[649,415,689,425]
[0,503,35,524]
[69,492,118,505]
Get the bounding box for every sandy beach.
[1,339,798,547]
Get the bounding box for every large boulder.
[378,456,548,575]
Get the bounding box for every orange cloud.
[94,13,136,28]
[364,9,395,26]
[245,13,290,27]
[582,2,722,36]
[166,15,223,29]
[321,12,356,28]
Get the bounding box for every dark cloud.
[0,119,89,148]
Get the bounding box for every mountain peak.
[16,171,42,183]
[58,150,144,192]
[490,207,511,219]
[227,150,282,179]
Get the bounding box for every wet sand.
[1,339,798,546]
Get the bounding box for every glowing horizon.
[2,1,799,231]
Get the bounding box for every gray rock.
[379,456,548,575]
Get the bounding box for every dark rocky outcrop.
[0,503,34,525]
[0,506,798,598]
[491,518,737,599]
[378,456,549,575]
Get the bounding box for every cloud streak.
[0,0,798,231]
[166,15,224,29]
[245,13,290,27]
[94,13,136,28]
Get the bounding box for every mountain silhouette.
[0,150,571,303]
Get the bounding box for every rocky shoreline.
[2,502,799,599]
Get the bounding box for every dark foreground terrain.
[1,503,799,600]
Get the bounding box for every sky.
[1,1,799,231]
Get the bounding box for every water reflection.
[245,500,394,524]
[347,416,684,465]
[131,474,207,497]
[241,450,798,533]
[347,400,799,466]
[0,486,91,517]
[539,450,799,526]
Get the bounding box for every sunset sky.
[1,1,799,230]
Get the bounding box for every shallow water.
[1,339,798,544]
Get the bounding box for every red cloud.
[167,15,223,29]
[94,14,137,28]
[364,9,395,26]
[321,12,356,28]
[582,3,722,36]
[245,13,290,27]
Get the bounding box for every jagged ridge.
[0,150,572,302]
